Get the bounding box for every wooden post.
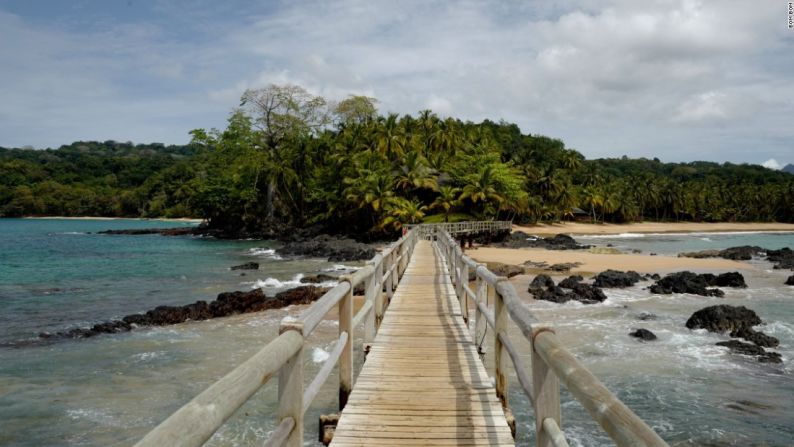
[475,273,486,354]
[364,256,380,344]
[278,321,305,447]
[338,276,354,410]
[531,324,561,447]
[390,250,399,292]
[460,261,469,323]
[385,251,394,302]
[493,283,509,408]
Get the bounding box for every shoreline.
[515,221,794,236]
[18,216,204,223]
[469,246,754,276]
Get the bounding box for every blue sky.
[1,0,792,167]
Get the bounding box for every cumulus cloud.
[762,159,782,170]
[0,0,792,164]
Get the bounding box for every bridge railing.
[405,220,512,237]
[435,229,669,447]
[134,230,418,447]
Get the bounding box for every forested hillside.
[2,84,793,236]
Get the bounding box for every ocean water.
[1,220,792,446]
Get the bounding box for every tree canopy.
[2,83,793,235]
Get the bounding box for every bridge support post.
[531,324,561,447]
[460,262,469,323]
[364,255,382,344]
[493,280,509,408]
[278,321,305,447]
[338,278,354,411]
[475,271,486,354]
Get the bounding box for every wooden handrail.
[435,229,669,447]
[135,228,420,447]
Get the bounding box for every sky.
[1,0,792,166]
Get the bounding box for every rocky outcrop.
[495,232,590,250]
[40,286,329,340]
[528,275,607,304]
[629,328,657,341]
[679,246,794,270]
[278,235,376,261]
[231,262,259,270]
[715,340,782,364]
[685,304,782,364]
[786,275,794,286]
[766,247,794,270]
[486,262,525,278]
[300,274,338,284]
[650,271,725,297]
[685,305,762,333]
[593,270,643,288]
[649,271,746,297]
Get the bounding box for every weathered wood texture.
[331,240,514,447]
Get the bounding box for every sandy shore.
[21,216,203,223]
[515,221,794,236]
[468,246,751,276]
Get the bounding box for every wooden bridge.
[135,222,669,447]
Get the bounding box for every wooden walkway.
[331,240,514,447]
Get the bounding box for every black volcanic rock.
[529,275,606,305]
[486,262,525,278]
[629,328,657,341]
[40,286,330,341]
[593,270,643,288]
[716,340,782,364]
[766,248,794,270]
[785,275,794,286]
[231,262,259,270]
[278,235,375,261]
[495,232,590,250]
[530,274,555,289]
[685,305,762,333]
[730,327,779,348]
[558,275,584,288]
[650,271,725,297]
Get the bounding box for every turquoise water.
[1,220,792,446]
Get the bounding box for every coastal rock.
[274,286,330,305]
[486,262,524,278]
[529,275,606,304]
[685,305,762,333]
[649,271,724,297]
[495,232,590,250]
[766,247,794,270]
[730,327,779,348]
[558,275,584,288]
[593,270,643,288]
[278,235,375,261]
[715,340,782,364]
[300,274,337,284]
[231,262,259,270]
[637,312,657,321]
[786,275,794,286]
[629,328,657,341]
[549,263,579,272]
[529,274,555,289]
[41,286,329,341]
[711,272,747,288]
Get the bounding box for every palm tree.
[430,186,461,222]
[582,186,603,223]
[380,198,427,231]
[395,152,438,192]
[375,113,407,158]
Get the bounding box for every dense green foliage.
[0,141,200,217]
[2,84,793,234]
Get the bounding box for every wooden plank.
[331,240,512,447]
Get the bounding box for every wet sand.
[516,221,794,236]
[468,246,752,275]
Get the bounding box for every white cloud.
[0,0,793,164]
[762,159,781,170]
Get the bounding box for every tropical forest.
[2,84,793,237]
